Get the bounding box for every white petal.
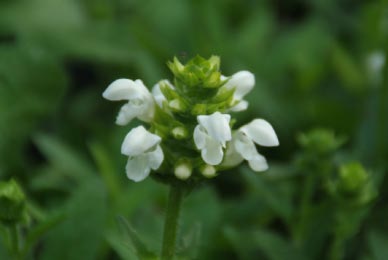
[223,71,255,100]
[121,126,161,156]
[240,119,279,147]
[136,98,155,122]
[202,138,224,165]
[152,82,166,107]
[221,141,244,168]
[230,100,249,112]
[197,112,231,145]
[115,103,138,125]
[248,154,268,172]
[193,125,207,149]
[103,79,146,101]
[125,156,151,182]
[234,132,259,160]
[147,145,164,170]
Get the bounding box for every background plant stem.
[9,224,21,260]
[161,183,184,260]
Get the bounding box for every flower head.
[103,79,154,125]
[194,112,231,165]
[103,56,278,183]
[121,126,164,182]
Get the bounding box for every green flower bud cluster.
[103,55,279,183]
[297,129,345,155]
[328,162,377,207]
[0,179,26,225]
[295,129,345,175]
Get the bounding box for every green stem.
[9,224,21,260]
[293,173,314,244]
[161,184,184,260]
[328,235,343,260]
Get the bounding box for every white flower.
[221,70,255,111]
[229,119,279,171]
[194,112,232,165]
[103,79,154,125]
[121,126,164,182]
[151,80,174,108]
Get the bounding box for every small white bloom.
[121,126,164,182]
[151,80,174,108]
[231,119,279,171]
[194,112,232,165]
[103,79,154,125]
[221,70,255,112]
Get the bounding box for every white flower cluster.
[103,69,279,182]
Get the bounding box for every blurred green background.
[0,0,387,259]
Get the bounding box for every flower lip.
[239,119,279,147]
[197,112,231,146]
[103,79,148,101]
[194,112,232,165]
[223,71,255,100]
[121,126,161,156]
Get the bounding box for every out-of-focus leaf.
[22,213,65,258]
[40,179,107,260]
[89,142,121,201]
[116,215,157,260]
[367,230,388,260]
[241,167,294,223]
[181,186,222,258]
[0,46,67,175]
[34,134,94,182]
[177,222,201,259]
[331,43,366,93]
[253,229,307,260]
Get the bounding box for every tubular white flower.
[232,119,279,172]
[194,112,232,165]
[103,79,154,125]
[221,70,255,111]
[121,126,164,182]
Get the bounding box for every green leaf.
[88,142,122,201]
[253,229,307,260]
[367,230,388,260]
[22,213,65,258]
[34,134,94,182]
[40,179,107,260]
[242,168,293,223]
[116,216,157,260]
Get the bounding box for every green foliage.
[0,0,387,259]
[0,179,25,225]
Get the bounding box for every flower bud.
[171,126,188,140]
[0,179,26,225]
[168,99,186,112]
[201,165,217,178]
[338,162,368,194]
[174,161,192,180]
[191,104,207,115]
[298,129,344,154]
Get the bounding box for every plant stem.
[9,224,21,260]
[161,183,184,260]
